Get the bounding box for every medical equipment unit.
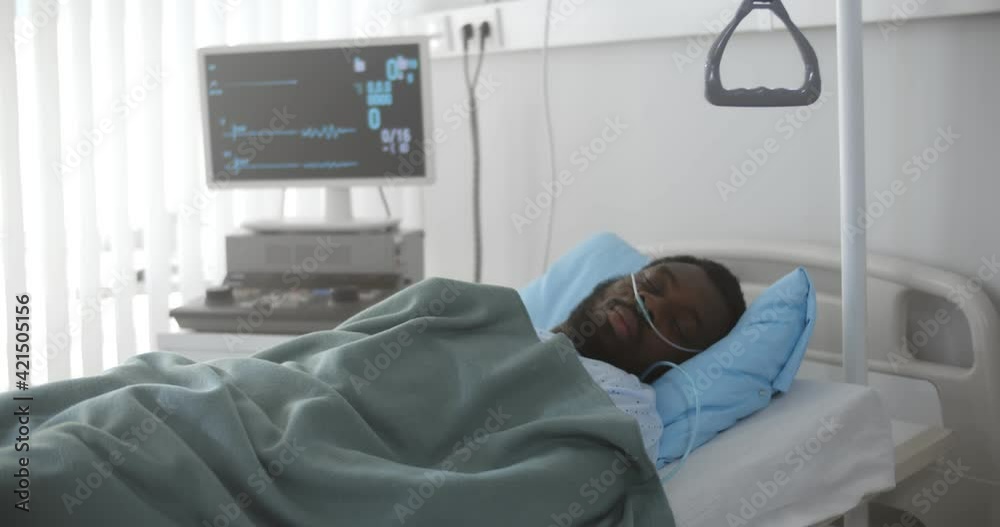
[171,37,433,333]
[168,228,424,334]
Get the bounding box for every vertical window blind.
[0,0,411,390]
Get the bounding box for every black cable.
[377,187,391,218]
[462,23,476,85]
[463,24,487,283]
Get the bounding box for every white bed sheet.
[661,379,895,527]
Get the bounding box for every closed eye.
[638,272,696,346]
[642,273,661,294]
[673,319,688,343]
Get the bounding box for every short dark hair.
[644,255,746,329]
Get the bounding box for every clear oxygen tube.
[631,273,702,483]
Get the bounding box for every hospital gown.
[536,329,662,464]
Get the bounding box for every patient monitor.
[197,36,434,231]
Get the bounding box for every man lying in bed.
[3,271,699,526]
[538,256,746,463]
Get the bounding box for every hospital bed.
[159,240,995,525]
[155,239,1000,525]
[643,240,1000,526]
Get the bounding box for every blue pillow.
[654,267,817,464]
[517,232,817,467]
[518,232,650,331]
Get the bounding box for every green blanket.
[1,278,673,526]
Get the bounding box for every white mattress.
[661,379,895,527]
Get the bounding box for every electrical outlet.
[448,6,504,53]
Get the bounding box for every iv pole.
[837,0,868,388]
[837,0,870,524]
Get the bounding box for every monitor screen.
[199,38,432,187]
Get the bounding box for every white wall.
[421,13,1000,306]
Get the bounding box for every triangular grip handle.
[705,0,821,107]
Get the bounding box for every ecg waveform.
[206,78,300,96]
[302,161,360,170]
[299,125,359,140]
[227,79,299,88]
[225,158,360,173]
[222,124,358,141]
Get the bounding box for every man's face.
[556,261,735,377]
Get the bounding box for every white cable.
[540,0,558,271]
[640,359,701,483]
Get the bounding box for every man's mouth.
[607,304,639,342]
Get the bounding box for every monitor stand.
[241,187,400,234]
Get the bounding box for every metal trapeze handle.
[705,0,822,107]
